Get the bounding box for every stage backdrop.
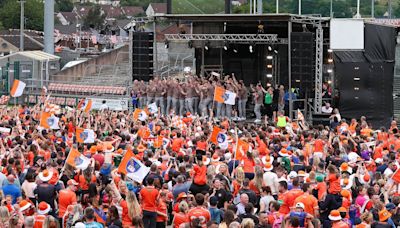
[334,23,396,128]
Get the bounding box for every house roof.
[149,3,167,14]
[0,51,60,61]
[0,30,43,51]
[101,5,123,19]
[59,12,78,23]
[121,6,144,17]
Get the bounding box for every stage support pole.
[288,20,293,119]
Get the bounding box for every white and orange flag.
[10,79,26,97]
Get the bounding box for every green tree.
[83,5,105,30]
[55,0,73,12]
[0,0,44,30]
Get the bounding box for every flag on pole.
[235,139,249,161]
[214,86,236,105]
[10,79,26,97]
[76,127,95,143]
[210,126,222,144]
[133,109,148,121]
[81,99,92,113]
[39,112,59,129]
[147,103,158,114]
[210,126,228,149]
[118,149,150,183]
[66,147,91,170]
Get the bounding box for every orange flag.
[214,86,225,103]
[392,168,400,183]
[210,126,222,144]
[118,149,134,174]
[39,112,52,129]
[235,139,249,161]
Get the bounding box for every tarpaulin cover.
[333,23,396,128]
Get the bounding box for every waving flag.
[66,147,90,170]
[210,126,228,149]
[147,103,158,114]
[80,99,92,113]
[118,149,150,183]
[210,126,222,144]
[39,112,59,129]
[214,86,236,105]
[76,127,95,144]
[235,139,249,161]
[10,79,26,97]
[133,109,147,121]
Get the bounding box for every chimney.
[167,0,172,14]
[225,0,231,14]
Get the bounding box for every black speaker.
[291,32,314,95]
[132,32,154,81]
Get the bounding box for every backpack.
[272,214,284,228]
[265,93,272,105]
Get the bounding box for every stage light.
[274,50,278,54]
[223,40,228,51]
[249,45,253,53]
[327,69,333,73]
[328,80,332,84]
[204,41,210,51]
[164,40,169,49]
[268,46,272,51]
[328,49,333,53]
[267,55,273,60]
[188,40,193,48]
[328,58,333,63]
[233,48,238,53]
[267,64,273,68]
[295,79,301,82]
[266,74,273,78]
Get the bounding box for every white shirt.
[322,106,333,114]
[263,171,279,195]
[21,181,37,198]
[100,104,108,111]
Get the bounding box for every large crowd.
[0,75,398,228]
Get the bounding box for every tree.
[0,0,44,31]
[83,5,105,30]
[55,0,73,12]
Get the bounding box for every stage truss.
[164,34,288,44]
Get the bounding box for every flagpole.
[231,127,239,178]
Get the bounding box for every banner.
[88,98,129,111]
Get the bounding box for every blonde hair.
[178,201,189,213]
[0,206,9,224]
[127,191,141,219]
[241,218,255,228]
[235,168,245,184]
[253,166,263,192]
[43,216,59,228]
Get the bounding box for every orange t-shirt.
[327,174,341,194]
[140,186,159,212]
[156,201,168,222]
[172,138,184,153]
[196,141,207,151]
[120,199,133,225]
[78,175,97,191]
[314,139,324,152]
[232,180,242,196]
[278,191,294,215]
[242,157,255,173]
[289,188,303,201]
[193,165,207,185]
[315,182,327,201]
[33,215,46,228]
[58,189,77,217]
[332,221,351,228]
[294,193,319,216]
[174,212,189,228]
[187,207,211,228]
